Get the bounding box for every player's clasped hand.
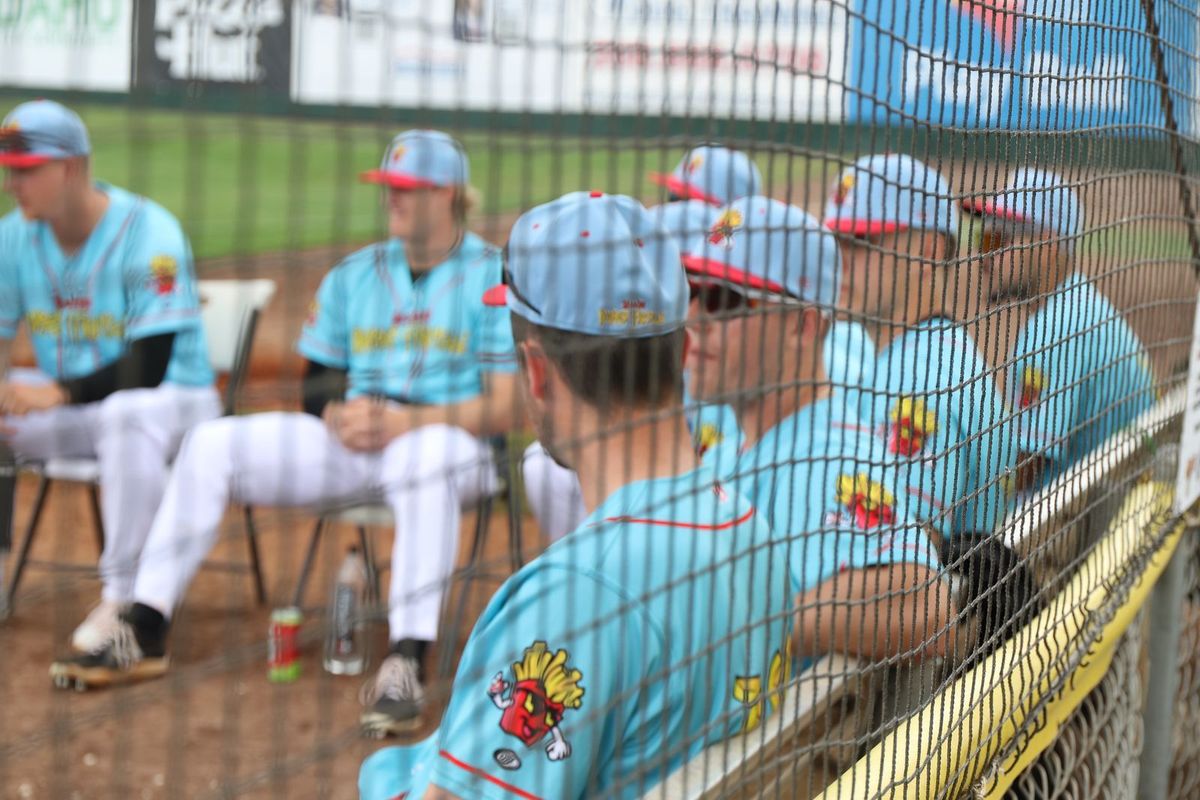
[0,382,68,418]
[323,397,408,452]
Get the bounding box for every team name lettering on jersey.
[27,310,124,341]
[350,325,467,355]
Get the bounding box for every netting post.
[1138,525,1190,799]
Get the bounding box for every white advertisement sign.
[1176,289,1200,515]
[292,0,845,122]
[0,0,134,92]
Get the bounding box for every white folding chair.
[5,279,277,610]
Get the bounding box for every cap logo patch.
[708,208,743,248]
[390,144,406,163]
[833,173,855,206]
[685,155,704,175]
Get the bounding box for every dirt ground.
[0,173,1195,799]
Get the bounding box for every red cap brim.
[482,284,507,306]
[360,170,441,189]
[680,255,788,295]
[0,153,54,168]
[648,172,724,207]
[823,219,909,236]
[961,197,1030,224]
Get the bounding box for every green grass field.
[0,100,1189,263]
[0,102,837,260]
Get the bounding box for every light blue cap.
[485,192,688,337]
[682,196,842,309]
[652,200,719,254]
[361,129,468,188]
[650,145,763,207]
[824,154,959,239]
[0,100,90,167]
[966,168,1082,248]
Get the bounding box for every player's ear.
[519,339,550,403]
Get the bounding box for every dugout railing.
[645,382,1189,800]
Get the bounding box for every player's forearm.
[793,564,957,661]
[399,373,521,438]
[59,332,175,405]
[423,785,463,800]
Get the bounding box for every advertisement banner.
[0,0,134,92]
[845,0,1196,131]
[134,0,292,94]
[291,0,846,123]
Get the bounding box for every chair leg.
[356,526,381,606]
[292,517,326,608]
[87,483,104,554]
[7,476,52,610]
[438,495,495,677]
[242,507,267,606]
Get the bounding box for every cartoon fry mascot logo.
[390,143,406,164]
[684,154,704,175]
[489,641,584,762]
[694,423,723,457]
[1018,366,1045,408]
[708,208,743,247]
[149,255,178,295]
[733,645,790,733]
[887,396,936,456]
[836,473,896,529]
[832,172,855,206]
[305,300,319,327]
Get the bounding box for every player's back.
[416,463,791,800]
[1010,272,1155,485]
[862,318,1015,538]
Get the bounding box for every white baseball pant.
[3,368,221,602]
[131,411,497,643]
[521,441,585,543]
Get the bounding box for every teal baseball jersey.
[360,464,792,800]
[0,183,212,387]
[1009,272,1155,489]
[824,319,875,389]
[861,318,1016,539]
[297,233,516,403]
[723,392,940,593]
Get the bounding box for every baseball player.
[49,131,520,737]
[0,100,220,648]
[683,195,952,660]
[649,143,763,207]
[359,191,793,800]
[824,154,1032,655]
[964,168,1156,494]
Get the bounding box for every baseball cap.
[649,145,763,207]
[360,129,468,189]
[0,100,91,168]
[823,154,958,238]
[681,196,841,309]
[483,191,687,337]
[963,168,1082,246]
[652,200,719,254]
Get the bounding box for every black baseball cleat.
[359,654,426,738]
[49,616,168,691]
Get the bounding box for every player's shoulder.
[0,207,28,241]
[329,241,389,277]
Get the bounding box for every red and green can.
[268,607,303,683]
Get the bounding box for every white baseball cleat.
[70,599,123,653]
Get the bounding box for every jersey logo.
[887,396,936,456]
[1018,366,1045,408]
[149,255,178,295]
[836,473,896,529]
[488,641,584,765]
[305,300,319,327]
[708,208,743,247]
[832,172,855,206]
[734,643,790,732]
[694,422,724,456]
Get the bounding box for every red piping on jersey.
[602,505,756,531]
[438,750,544,800]
[832,421,872,435]
[906,485,945,510]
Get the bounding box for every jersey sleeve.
[955,358,1018,535]
[122,207,203,340]
[0,220,22,339]
[428,567,651,800]
[1012,325,1083,465]
[474,303,518,375]
[296,267,349,369]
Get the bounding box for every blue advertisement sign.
[845,0,1195,132]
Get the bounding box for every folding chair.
[4,279,277,611]
[282,435,524,676]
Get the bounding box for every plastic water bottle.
[324,546,368,675]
